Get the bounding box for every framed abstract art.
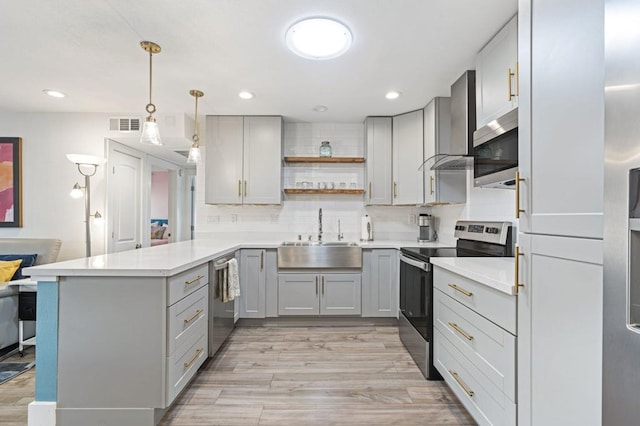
[0,137,22,227]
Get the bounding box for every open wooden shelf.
[284,157,365,163]
[284,188,365,195]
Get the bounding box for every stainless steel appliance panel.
[277,244,362,269]
[604,2,640,421]
[209,258,235,357]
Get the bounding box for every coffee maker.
[418,214,437,242]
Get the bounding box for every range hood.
[420,70,476,171]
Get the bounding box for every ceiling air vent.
[109,117,141,132]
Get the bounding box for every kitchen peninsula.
[24,238,448,426]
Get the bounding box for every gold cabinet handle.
[369,182,372,201]
[430,175,434,195]
[244,180,247,197]
[508,67,515,100]
[315,276,318,296]
[515,61,519,96]
[393,182,398,198]
[260,251,264,271]
[449,370,475,397]
[238,180,242,197]
[184,348,204,369]
[184,308,204,324]
[322,276,325,295]
[448,322,474,341]
[448,283,473,297]
[185,275,205,285]
[515,171,525,218]
[514,245,525,294]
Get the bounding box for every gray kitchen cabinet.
[278,273,319,315]
[238,249,266,318]
[516,1,604,425]
[393,110,424,205]
[475,15,518,128]
[423,97,466,205]
[278,272,362,316]
[205,115,282,205]
[362,249,398,317]
[364,116,393,205]
[264,249,279,317]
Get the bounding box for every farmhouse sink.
[278,241,362,269]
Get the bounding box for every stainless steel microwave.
[472,108,518,189]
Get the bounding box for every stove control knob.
[485,227,500,234]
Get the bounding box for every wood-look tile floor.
[160,326,475,426]
[0,346,35,426]
[0,327,475,425]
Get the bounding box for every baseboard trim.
[28,401,56,426]
[237,317,399,327]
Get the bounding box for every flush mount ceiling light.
[139,41,162,146]
[286,18,352,60]
[385,91,401,100]
[187,89,204,164]
[238,91,255,100]
[43,89,65,98]
[313,105,328,112]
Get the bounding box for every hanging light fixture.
[140,41,162,146]
[187,89,204,164]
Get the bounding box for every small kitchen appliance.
[418,214,437,242]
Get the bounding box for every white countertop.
[430,257,516,295]
[24,239,451,278]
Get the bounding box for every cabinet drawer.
[434,267,516,334]
[166,322,208,405]
[168,263,209,306]
[434,289,515,401]
[167,285,209,355]
[434,328,516,426]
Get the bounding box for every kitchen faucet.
[318,208,323,242]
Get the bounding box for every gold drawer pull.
[185,275,205,285]
[449,370,475,397]
[184,348,204,369]
[184,309,204,324]
[448,283,473,297]
[449,322,474,341]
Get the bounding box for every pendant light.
[187,89,204,164]
[140,41,162,146]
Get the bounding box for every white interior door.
[107,141,143,253]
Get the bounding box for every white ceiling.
[0,0,517,123]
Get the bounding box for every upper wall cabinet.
[364,117,393,205]
[205,116,282,205]
[423,97,466,205]
[393,110,424,205]
[476,15,518,128]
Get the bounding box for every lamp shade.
[140,120,162,146]
[187,145,201,164]
[66,154,106,166]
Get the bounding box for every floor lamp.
[67,154,106,257]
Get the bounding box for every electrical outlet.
[231,214,238,223]
[206,215,220,224]
[270,214,279,223]
[408,214,417,225]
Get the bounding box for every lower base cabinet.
[278,273,361,316]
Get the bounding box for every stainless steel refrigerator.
[603,1,640,423]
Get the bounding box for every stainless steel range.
[399,220,513,380]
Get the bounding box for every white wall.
[0,112,110,260]
[150,171,169,219]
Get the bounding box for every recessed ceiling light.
[239,91,255,100]
[385,91,401,100]
[313,105,328,112]
[43,89,65,98]
[286,18,352,60]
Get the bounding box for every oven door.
[399,254,430,339]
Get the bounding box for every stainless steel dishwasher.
[208,256,236,356]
